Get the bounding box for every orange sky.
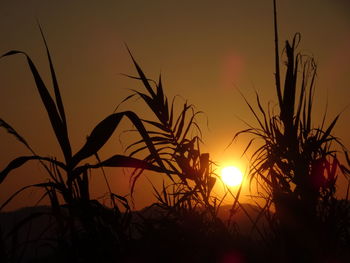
[1,0,350,211]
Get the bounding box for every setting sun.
[221,166,243,187]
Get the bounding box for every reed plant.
[0,27,170,262]
[121,47,228,229]
[113,49,270,263]
[234,0,350,261]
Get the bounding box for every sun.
[221,166,243,187]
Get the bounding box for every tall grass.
[121,47,229,231]
[0,27,172,262]
[234,0,350,261]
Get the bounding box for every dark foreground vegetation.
[1,1,350,262]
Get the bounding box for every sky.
[0,0,350,211]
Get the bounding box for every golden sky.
[1,0,349,210]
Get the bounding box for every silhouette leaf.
[93,155,166,172]
[321,115,339,142]
[1,51,71,163]
[38,24,71,159]
[71,111,166,174]
[70,113,123,167]
[0,183,58,211]
[0,118,35,155]
[0,156,66,184]
[125,45,156,98]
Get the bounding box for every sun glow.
[221,166,243,187]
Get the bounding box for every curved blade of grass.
[70,113,123,167]
[71,154,173,182]
[125,45,156,98]
[180,111,202,143]
[0,156,66,184]
[0,118,35,155]
[91,154,167,172]
[71,111,167,174]
[321,114,339,142]
[0,182,58,211]
[238,90,265,131]
[37,24,68,138]
[141,119,171,132]
[1,51,72,163]
[175,103,188,140]
[127,141,172,158]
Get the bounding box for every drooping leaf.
[0,156,66,184]
[0,182,59,211]
[0,118,35,154]
[1,51,72,163]
[71,113,123,168]
[142,119,170,133]
[175,103,188,140]
[38,24,69,143]
[94,155,168,172]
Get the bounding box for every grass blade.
[1,51,71,163]
[0,156,66,184]
[0,119,35,155]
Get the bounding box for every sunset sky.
[1,0,349,210]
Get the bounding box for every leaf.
[136,92,159,115]
[71,155,173,182]
[175,103,188,140]
[238,90,265,131]
[169,97,176,128]
[273,0,282,107]
[0,182,58,211]
[0,118,35,154]
[0,156,66,184]
[141,119,170,133]
[93,155,165,171]
[180,111,202,143]
[113,93,137,112]
[70,113,123,168]
[241,138,256,158]
[38,24,69,139]
[1,50,72,163]
[281,40,296,128]
[294,61,306,128]
[111,193,130,214]
[255,92,269,134]
[321,114,339,142]
[125,45,156,98]
[156,75,164,104]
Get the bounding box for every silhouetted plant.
[0,27,169,262]
[117,49,237,244]
[235,0,350,261]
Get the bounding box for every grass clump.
[0,27,171,263]
[233,1,350,261]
